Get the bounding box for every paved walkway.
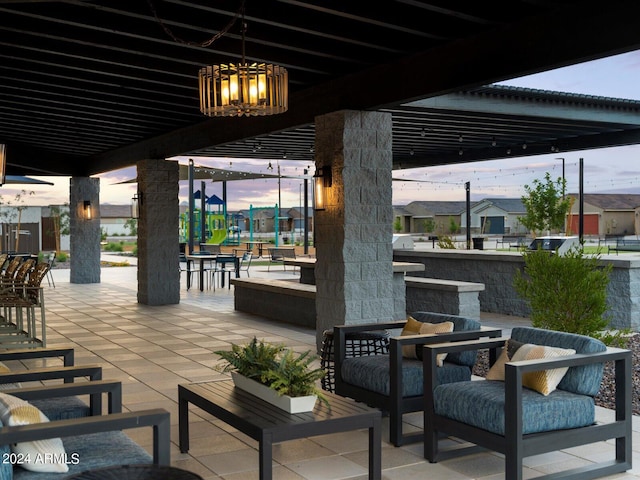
[24,260,639,479]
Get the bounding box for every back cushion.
[410,312,481,366]
[510,327,606,396]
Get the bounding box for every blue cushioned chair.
[0,348,171,479]
[0,347,107,420]
[423,326,632,480]
[334,312,501,446]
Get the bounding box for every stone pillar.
[137,159,180,305]
[69,177,101,284]
[314,110,394,349]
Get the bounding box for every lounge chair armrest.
[0,408,171,465]
[0,364,102,384]
[4,379,123,414]
[391,327,502,348]
[505,346,631,373]
[423,336,509,357]
[0,347,74,366]
[334,321,406,335]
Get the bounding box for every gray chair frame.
[334,318,501,446]
[423,337,632,480]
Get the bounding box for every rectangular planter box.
[231,372,317,413]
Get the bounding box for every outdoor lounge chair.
[0,393,169,479]
[333,311,501,446]
[0,347,108,419]
[423,326,632,480]
[0,347,170,478]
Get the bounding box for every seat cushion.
[342,354,471,397]
[433,380,595,435]
[13,431,153,480]
[410,312,480,367]
[510,327,606,396]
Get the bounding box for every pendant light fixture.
[198,7,288,117]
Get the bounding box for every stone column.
[69,177,101,284]
[314,110,394,349]
[137,159,180,305]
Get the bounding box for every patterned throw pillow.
[401,316,454,366]
[0,361,22,390]
[486,339,524,381]
[485,340,576,395]
[512,343,576,395]
[0,392,69,473]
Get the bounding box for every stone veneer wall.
[69,177,101,284]
[137,159,180,305]
[393,249,640,331]
[314,110,394,349]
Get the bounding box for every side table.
[179,379,381,480]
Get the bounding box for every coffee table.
[179,379,381,480]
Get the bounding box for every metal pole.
[222,180,228,244]
[303,169,309,255]
[188,159,194,254]
[465,181,471,249]
[579,158,584,242]
[200,181,206,248]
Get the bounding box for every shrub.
[437,235,456,249]
[513,245,624,344]
[56,252,68,262]
[104,242,124,252]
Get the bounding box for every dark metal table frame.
[185,254,239,291]
[179,379,381,480]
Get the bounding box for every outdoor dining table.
[185,253,239,291]
[242,241,268,257]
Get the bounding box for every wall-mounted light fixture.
[83,200,92,220]
[313,166,332,211]
[0,144,6,186]
[132,192,143,219]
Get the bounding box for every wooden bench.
[608,238,640,254]
[405,277,485,319]
[230,278,316,327]
[267,247,297,271]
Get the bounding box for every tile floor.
[13,259,640,479]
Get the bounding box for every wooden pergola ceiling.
[1,0,640,177]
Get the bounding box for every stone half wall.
[393,249,640,331]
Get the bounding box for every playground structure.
[179,210,241,246]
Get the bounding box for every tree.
[393,218,402,233]
[124,218,138,236]
[448,216,459,234]
[49,204,70,254]
[519,172,570,237]
[423,219,435,234]
[0,190,35,251]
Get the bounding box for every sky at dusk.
[8,50,640,211]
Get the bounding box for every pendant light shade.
[199,62,288,117]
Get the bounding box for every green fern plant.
[215,338,328,406]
